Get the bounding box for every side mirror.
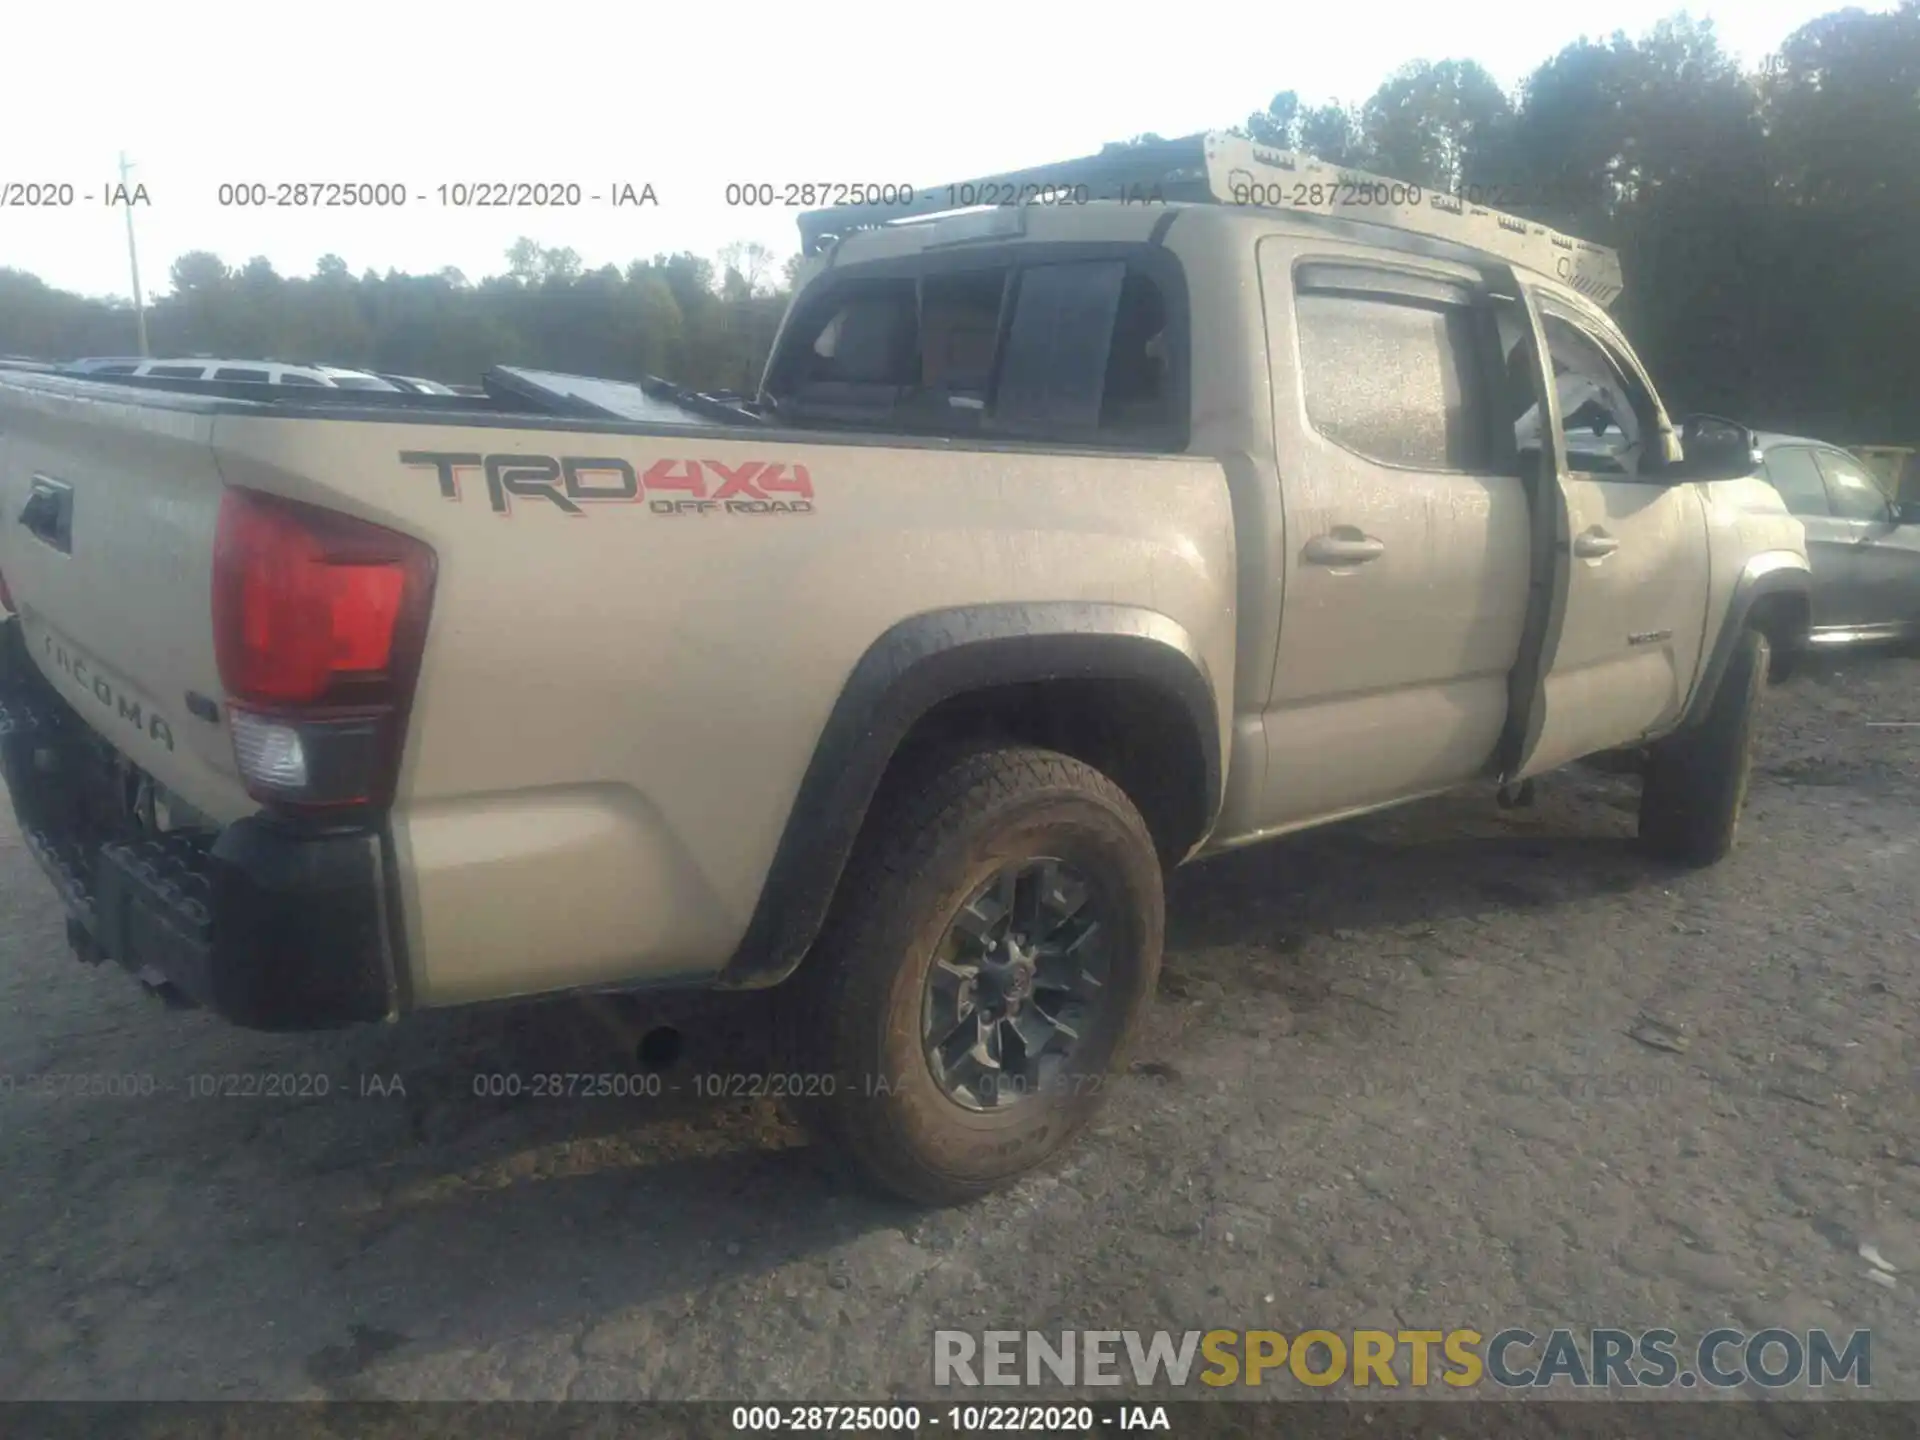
[1676,414,1762,481]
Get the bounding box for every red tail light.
[212,489,435,813]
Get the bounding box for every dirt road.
[1,654,1915,1404]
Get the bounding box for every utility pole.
[120,151,150,357]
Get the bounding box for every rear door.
[1254,240,1533,825]
[1504,293,1711,780]
[1762,444,1855,629]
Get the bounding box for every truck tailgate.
[0,381,254,822]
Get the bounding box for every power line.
[120,152,149,357]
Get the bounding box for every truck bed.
[0,367,1238,1017]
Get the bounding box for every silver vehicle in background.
[310,365,403,391]
[377,373,460,395]
[61,358,401,390]
[61,356,150,374]
[1758,433,1920,648]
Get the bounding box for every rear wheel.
[794,744,1164,1206]
[1637,627,1768,867]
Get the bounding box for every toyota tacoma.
[0,134,1811,1204]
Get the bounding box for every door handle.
[1572,527,1619,559]
[1303,528,1386,566]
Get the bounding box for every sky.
[0,0,1880,302]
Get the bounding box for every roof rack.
[797,131,1623,308]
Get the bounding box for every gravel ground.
[1,652,1916,1408]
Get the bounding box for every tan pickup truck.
[0,135,1810,1204]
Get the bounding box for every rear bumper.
[0,624,402,1030]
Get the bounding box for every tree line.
[0,241,795,398]
[2,4,1915,440]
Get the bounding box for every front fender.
[1679,551,1811,730]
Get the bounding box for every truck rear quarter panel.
[208,415,1238,1007]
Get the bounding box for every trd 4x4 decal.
[400,452,815,517]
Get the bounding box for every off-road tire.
[1767,641,1802,684]
[1637,627,1768,867]
[793,743,1164,1207]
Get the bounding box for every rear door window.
[1294,280,1495,473]
[147,364,208,378]
[214,367,271,382]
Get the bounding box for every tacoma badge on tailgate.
[42,633,176,752]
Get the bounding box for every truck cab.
[779,136,1809,851]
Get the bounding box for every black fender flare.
[715,602,1222,989]
[1678,552,1811,731]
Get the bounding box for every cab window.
[1525,314,1660,480]
[765,254,1183,450]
